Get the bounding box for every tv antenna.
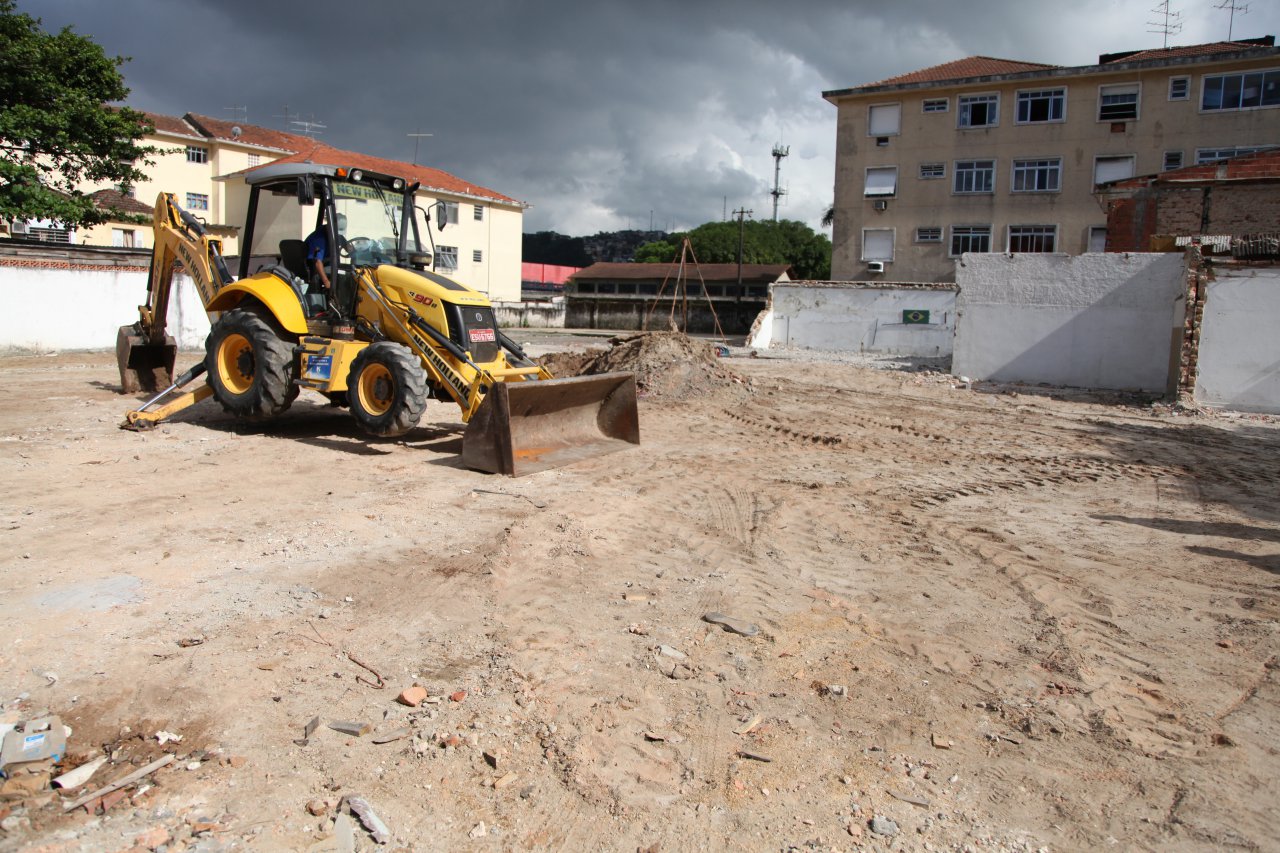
[770,144,789,221]
[407,128,433,165]
[1147,1,1183,47]
[1214,0,1248,40]
[642,237,725,338]
[291,115,326,138]
[223,105,248,124]
[273,104,295,131]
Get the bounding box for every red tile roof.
[863,56,1059,88]
[1104,147,1280,188]
[184,114,315,153]
[242,140,521,206]
[1103,40,1275,63]
[89,188,152,216]
[137,110,201,138]
[571,262,790,283]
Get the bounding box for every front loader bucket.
[462,372,640,476]
[116,325,176,394]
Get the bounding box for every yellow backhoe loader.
[117,164,638,475]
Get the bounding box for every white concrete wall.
[766,284,956,356]
[493,298,566,329]
[0,266,210,351]
[1195,266,1280,414]
[953,253,1185,391]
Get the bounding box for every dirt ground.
[0,339,1277,852]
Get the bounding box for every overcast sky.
[25,0,1279,235]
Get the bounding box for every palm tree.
[821,204,834,228]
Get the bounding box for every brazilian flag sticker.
[903,309,930,325]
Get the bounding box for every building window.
[185,145,208,164]
[438,201,459,225]
[472,249,483,263]
[1015,88,1066,123]
[112,228,137,248]
[1098,84,1140,120]
[950,226,991,256]
[1201,69,1280,111]
[185,192,209,211]
[864,166,898,197]
[1163,151,1184,171]
[473,205,484,221]
[919,163,945,179]
[577,282,596,294]
[915,227,942,243]
[957,94,999,128]
[1168,77,1190,100]
[1087,226,1108,253]
[1008,225,1057,253]
[953,159,995,194]
[922,98,949,113]
[435,245,458,270]
[1195,145,1275,163]
[247,153,261,167]
[868,103,901,136]
[1011,158,1061,192]
[861,229,894,262]
[1093,155,1136,185]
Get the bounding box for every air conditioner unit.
[867,261,886,273]
[9,219,28,236]
[873,199,888,211]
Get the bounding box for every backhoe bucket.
[462,372,640,476]
[116,325,176,394]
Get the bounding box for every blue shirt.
[305,228,329,264]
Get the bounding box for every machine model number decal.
[411,293,433,306]
[305,354,333,380]
[469,328,496,343]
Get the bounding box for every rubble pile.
[542,332,745,401]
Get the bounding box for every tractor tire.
[205,306,298,419]
[347,341,427,438]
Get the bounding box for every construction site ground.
[1,337,1277,852]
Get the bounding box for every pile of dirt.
[541,331,745,401]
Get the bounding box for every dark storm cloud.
[24,0,1279,233]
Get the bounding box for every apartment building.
[8,111,528,301]
[823,36,1280,282]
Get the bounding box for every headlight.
[350,169,363,182]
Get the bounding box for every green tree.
[635,218,831,280]
[0,0,156,228]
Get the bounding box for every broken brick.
[398,686,429,707]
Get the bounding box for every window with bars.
[247,153,261,167]
[1201,69,1280,111]
[1163,151,1184,171]
[1098,84,1140,120]
[922,98,949,113]
[1008,225,1057,253]
[185,145,208,163]
[919,163,945,179]
[915,227,942,243]
[953,160,995,194]
[435,245,458,270]
[1015,88,1065,123]
[1011,158,1061,192]
[473,249,483,263]
[473,205,484,221]
[950,226,991,256]
[1168,77,1190,100]
[957,94,998,128]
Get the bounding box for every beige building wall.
[829,51,1280,282]
[422,194,524,302]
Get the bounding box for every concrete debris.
[493,771,519,790]
[333,813,356,853]
[931,733,954,749]
[870,816,899,836]
[372,727,412,744]
[657,644,686,660]
[734,715,763,735]
[702,612,759,637]
[469,821,488,839]
[155,730,183,745]
[306,798,328,816]
[328,721,372,737]
[397,686,428,707]
[344,795,391,845]
[295,715,321,746]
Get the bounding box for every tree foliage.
[0,0,157,228]
[635,219,831,280]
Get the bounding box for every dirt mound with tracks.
[540,331,745,400]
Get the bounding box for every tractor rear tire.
[205,306,298,419]
[348,341,427,438]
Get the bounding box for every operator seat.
[278,240,309,281]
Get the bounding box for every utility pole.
[407,129,433,165]
[1214,0,1248,40]
[733,207,752,288]
[770,144,789,221]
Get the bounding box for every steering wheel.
[339,237,389,265]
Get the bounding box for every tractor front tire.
[205,306,298,419]
[348,341,427,438]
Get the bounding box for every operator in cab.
[304,213,346,295]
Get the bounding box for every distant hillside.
[524,229,669,266]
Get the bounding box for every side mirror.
[297,177,315,206]
[434,201,447,231]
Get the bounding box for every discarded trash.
[734,715,763,736]
[397,686,428,707]
[372,727,411,745]
[702,612,760,637]
[62,754,174,812]
[471,488,547,509]
[329,721,372,737]
[177,637,205,648]
[53,755,107,790]
[155,730,183,745]
[643,730,683,744]
[295,716,321,746]
[657,644,686,661]
[1,715,67,772]
[736,750,772,762]
[344,795,391,845]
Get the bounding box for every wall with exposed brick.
[1194,264,1280,413]
[953,253,1185,391]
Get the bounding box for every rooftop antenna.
[770,144,789,221]
[407,128,433,165]
[291,115,326,138]
[1147,1,1183,48]
[223,105,248,124]
[1214,0,1248,40]
[273,104,295,131]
